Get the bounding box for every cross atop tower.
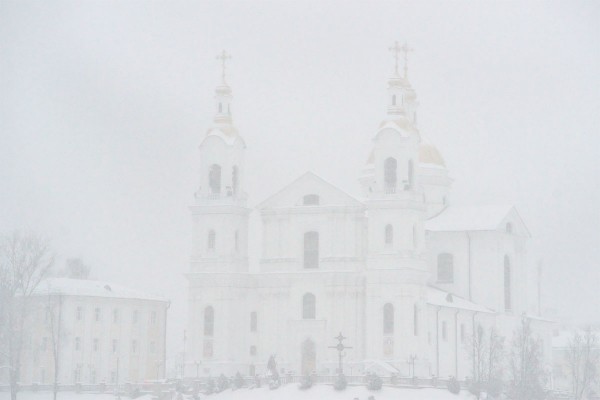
[389,41,414,79]
[388,41,403,76]
[400,42,414,79]
[216,50,231,83]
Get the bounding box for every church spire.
[213,50,233,124]
[386,41,418,123]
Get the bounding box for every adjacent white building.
[185,49,553,379]
[17,278,169,386]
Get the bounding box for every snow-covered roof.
[425,204,529,236]
[427,286,494,313]
[32,278,168,303]
[363,360,401,374]
[553,329,600,349]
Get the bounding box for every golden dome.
[419,143,446,167]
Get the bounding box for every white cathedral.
[185,46,553,380]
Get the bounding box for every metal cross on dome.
[216,50,231,83]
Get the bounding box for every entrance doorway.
[301,339,316,375]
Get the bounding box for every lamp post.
[328,333,352,375]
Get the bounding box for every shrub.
[485,378,503,397]
[447,376,460,394]
[366,373,383,390]
[204,378,215,395]
[334,373,347,391]
[233,372,244,389]
[298,374,313,390]
[216,374,229,392]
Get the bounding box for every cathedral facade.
[185,48,553,380]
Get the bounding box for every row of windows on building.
[37,336,157,355]
[205,224,418,268]
[72,307,158,325]
[435,253,513,311]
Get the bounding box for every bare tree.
[507,318,547,400]
[46,294,65,400]
[566,327,599,400]
[0,231,54,400]
[466,324,505,399]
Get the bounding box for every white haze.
[1,1,599,356]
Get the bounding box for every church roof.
[32,278,168,303]
[425,205,531,236]
[427,286,494,313]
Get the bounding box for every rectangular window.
[93,338,99,352]
[75,337,81,351]
[111,371,116,384]
[203,340,213,358]
[250,345,257,356]
[250,312,257,332]
[94,307,101,322]
[383,337,394,357]
[131,340,137,354]
[76,306,83,321]
[113,309,119,323]
[132,310,138,324]
[149,341,155,354]
[413,305,419,336]
[150,311,157,325]
[303,231,319,269]
[112,339,118,354]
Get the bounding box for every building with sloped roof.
[14,278,169,386]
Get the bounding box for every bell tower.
[191,50,249,273]
[359,43,425,258]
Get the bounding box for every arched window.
[207,230,216,252]
[204,306,214,336]
[250,311,257,332]
[413,224,418,249]
[385,224,393,247]
[413,304,419,336]
[383,303,394,335]
[303,231,319,269]
[232,166,239,196]
[506,223,513,234]
[384,157,397,193]
[303,194,320,206]
[302,293,316,319]
[408,159,414,189]
[209,164,221,194]
[504,255,512,311]
[437,253,454,283]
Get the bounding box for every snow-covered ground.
[0,385,476,400]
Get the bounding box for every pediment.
[257,172,363,210]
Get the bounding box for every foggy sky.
[1,1,599,356]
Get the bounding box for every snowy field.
[0,386,477,400]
